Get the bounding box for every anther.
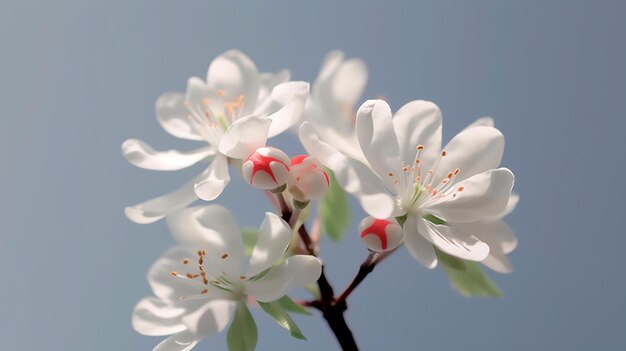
[457,186,464,192]
[441,150,447,157]
[416,145,424,150]
[221,253,229,259]
[201,289,208,295]
[182,259,189,265]
[216,89,225,97]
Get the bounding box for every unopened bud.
[242,147,291,190]
[288,155,330,201]
[359,217,403,252]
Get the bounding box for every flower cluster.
[124,50,518,351]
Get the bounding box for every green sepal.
[227,302,258,351]
[436,249,502,298]
[258,300,307,340]
[319,169,350,242]
[276,295,312,316]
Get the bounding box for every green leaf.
[227,302,258,351]
[319,170,350,242]
[241,228,258,256]
[436,249,502,298]
[276,295,312,316]
[258,300,307,340]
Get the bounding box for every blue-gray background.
[1,1,624,350]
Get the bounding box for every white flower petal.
[132,297,187,336]
[218,116,271,159]
[499,192,520,218]
[125,171,205,224]
[194,154,230,201]
[156,92,203,141]
[313,50,345,95]
[182,299,237,336]
[166,205,245,277]
[430,168,515,223]
[246,213,292,277]
[435,126,505,182]
[458,219,517,273]
[245,255,321,302]
[207,50,259,117]
[267,81,309,137]
[299,122,397,218]
[403,216,437,269]
[154,331,201,351]
[463,116,495,130]
[392,100,442,167]
[255,70,291,114]
[417,218,490,261]
[332,58,367,108]
[356,100,401,190]
[122,139,214,171]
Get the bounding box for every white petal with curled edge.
[182,299,237,336]
[133,297,187,336]
[434,126,505,182]
[267,81,309,137]
[154,330,201,351]
[355,100,400,189]
[122,139,214,171]
[125,170,207,224]
[218,116,271,159]
[156,92,203,141]
[458,219,517,273]
[417,218,490,261]
[255,70,291,114]
[462,116,495,130]
[194,154,230,201]
[498,192,519,218]
[299,122,397,218]
[247,213,292,277]
[430,168,515,223]
[207,50,260,117]
[246,255,322,303]
[392,100,442,168]
[332,58,367,108]
[166,205,245,278]
[403,216,437,269]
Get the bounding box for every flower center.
[389,146,465,215]
[184,89,245,146]
[169,249,245,301]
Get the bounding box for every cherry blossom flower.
[304,51,368,161]
[300,99,515,268]
[122,50,308,224]
[132,205,321,351]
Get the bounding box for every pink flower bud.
[288,155,330,201]
[242,147,291,189]
[359,217,403,252]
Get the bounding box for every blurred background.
[1,0,625,350]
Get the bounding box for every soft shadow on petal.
[355,99,400,189]
[133,297,187,336]
[207,50,260,117]
[434,126,505,182]
[267,81,309,137]
[156,92,204,141]
[403,216,437,269]
[182,299,237,336]
[194,154,230,201]
[417,218,490,261]
[392,100,442,168]
[246,213,292,277]
[218,116,271,159]
[430,168,514,223]
[246,255,321,302]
